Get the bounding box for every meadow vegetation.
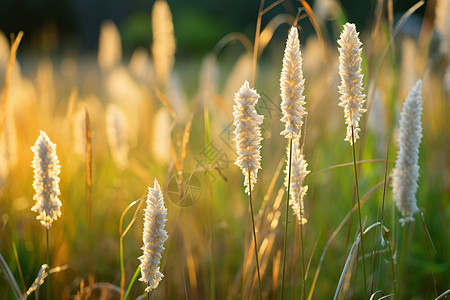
[0,0,449,299]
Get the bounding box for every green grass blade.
[0,251,21,298]
[123,266,141,300]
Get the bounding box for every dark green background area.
[0,0,426,57]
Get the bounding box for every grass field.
[0,0,449,299]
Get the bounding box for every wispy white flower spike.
[152,0,176,88]
[285,137,309,224]
[392,80,423,224]
[139,179,168,292]
[31,131,62,228]
[338,23,366,144]
[280,26,307,139]
[233,81,264,194]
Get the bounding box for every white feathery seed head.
[338,23,366,144]
[233,81,264,194]
[31,131,62,228]
[392,80,423,224]
[285,137,309,224]
[152,0,176,88]
[280,26,307,139]
[139,179,168,292]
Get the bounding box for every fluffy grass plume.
[233,81,264,194]
[280,26,307,139]
[152,0,176,88]
[392,80,423,223]
[435,0,450,54]
[338,23,366,144]
[106,103,129,169]
[285,137,310,224]
[98,20,122,72]
[31,131,62,228]
[139,179,168,292]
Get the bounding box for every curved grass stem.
[299,208,306,300]
[351,125,367,298]
[46,228,50,300]
[119,197,145,299]
[396,223,408,298]
[248,169,263,300]
[281,137,293,299]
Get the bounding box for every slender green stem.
[148,291,150,300]
[204,96,215,300]
[372,138,390,295]
[120,234,125,299]
[248,169,262,300]
[210,201,216,300]
[387,237,396,295]
[46,227,50,300]
[281,137,293,299]
[350,125,367,298]
[123,266,140,300]
[419,212,438,297]
[299,212,306,300]
[396,223,408,298]
[291,220,299,300]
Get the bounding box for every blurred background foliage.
[0,0,426,57]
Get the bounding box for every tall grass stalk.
[371,139,390,294]
[350,123,367,298]
[396,223,408,298]
[387,232,396,295]
[279,24,308,299]
[299,200,306,300]
[249,170,262,300]
[337,22,367,297]
[419,212,438,297]
[281,138,292,300]
[233,81,263,298]
[203,103,216,300]
[84,109,93,277]
[46,227,50,300]
[120,197,145,299]
[341,187,356,274]
[30,130,62,299]
[208,184,216,300]
[290,216,299,300]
